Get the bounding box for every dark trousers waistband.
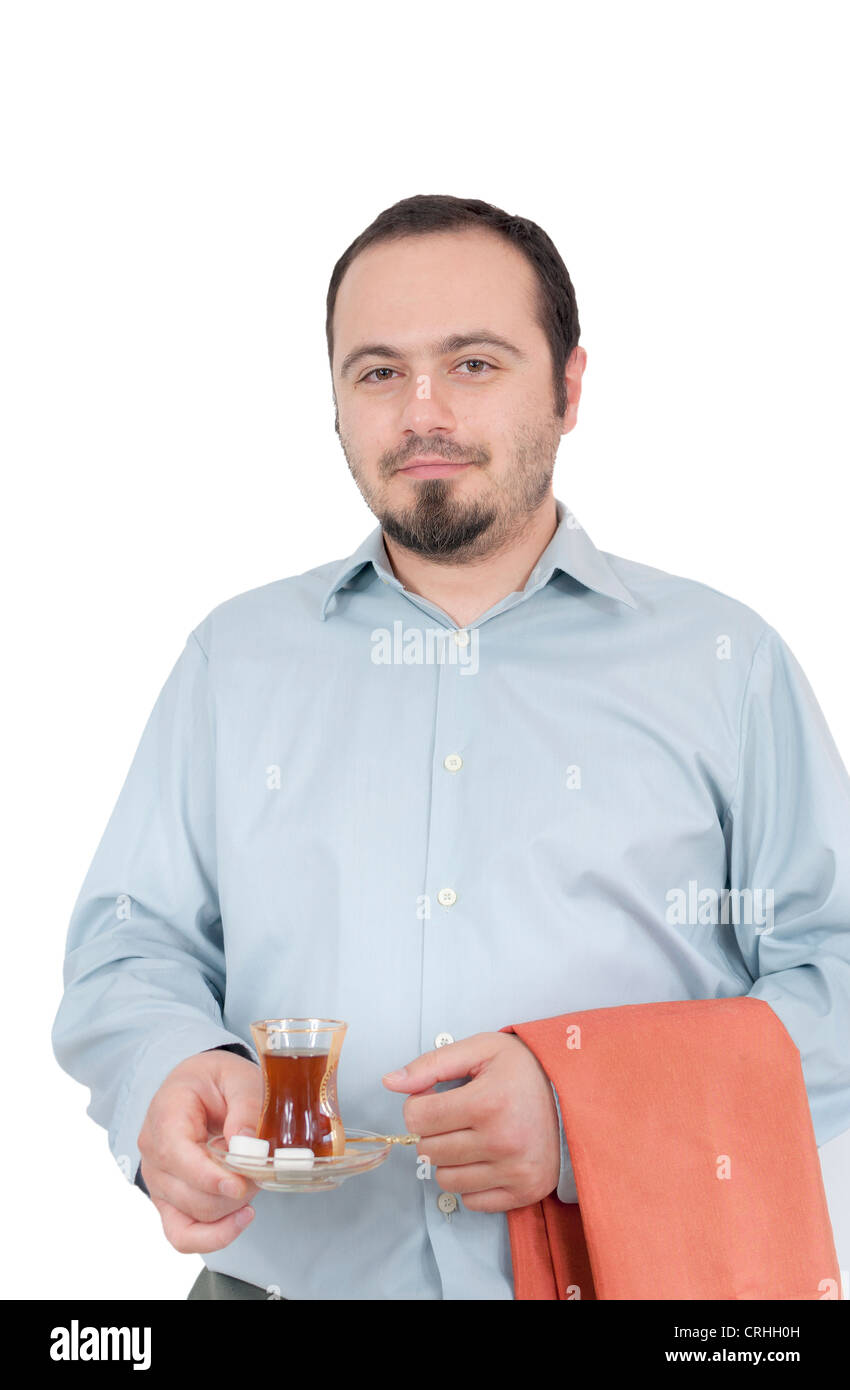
[187,1267,287,1301]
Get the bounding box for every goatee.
[378,479,498,558]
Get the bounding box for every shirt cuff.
[550,1079,579,1204]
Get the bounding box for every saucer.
[206,1129,393,1192]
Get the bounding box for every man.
[53,194,850,1300]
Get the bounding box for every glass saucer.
[207,1129,393,1192]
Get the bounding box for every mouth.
[396,456,474,479]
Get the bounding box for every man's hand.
[138,1050,264,1253]
[382,1032,561,1212]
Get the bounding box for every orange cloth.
[501,996,840,1300]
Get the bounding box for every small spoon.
[346,1132,421,1145]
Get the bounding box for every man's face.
[331,228,586,560]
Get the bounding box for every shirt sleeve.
[723,623,850,1148]
[550,1080,579,1203]
[52,630,252,1187]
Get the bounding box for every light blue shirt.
[53,498,850,1299]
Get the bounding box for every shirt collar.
[319,497,637,620]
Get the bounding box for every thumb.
[218,1056,264,1142]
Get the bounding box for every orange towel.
[501,996,840,1300]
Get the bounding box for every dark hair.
[325,193,580,416]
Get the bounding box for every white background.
[2,1,848,1299]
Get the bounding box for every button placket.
[417,632,480,1270]
[419,642,468,1082]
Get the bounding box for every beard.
[379,479,497,556]
[339,416,561,562]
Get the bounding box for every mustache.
[381,443,490,475]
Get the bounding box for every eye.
[454,359,495,375]
[359,367,401,383]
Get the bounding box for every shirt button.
[434,1032,454,1048]
[436,888,457,907]
[452,629,470,647]
[443,753,463,772]
[437,1192,458,1215]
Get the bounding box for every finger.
[429,1161,501,1195]
[415,1129,489,1168]
[155,1194,256,1255]
[403,1080,485,1138]
[144,1165,258,1224]
[395,1082,436,1128]
[459,1187,516,1214]
[382,1034,502,1094]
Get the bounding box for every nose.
[397,372,458,437]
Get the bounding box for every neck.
[381,493,559,628]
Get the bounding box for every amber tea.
[251,1019,347,1159]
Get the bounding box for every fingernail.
[235,1205,255,1228]
[219,1178,242,1198]
[383,1067,408,1083]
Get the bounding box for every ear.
[560,345,587,435]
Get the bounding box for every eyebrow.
[338,332,529,379]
